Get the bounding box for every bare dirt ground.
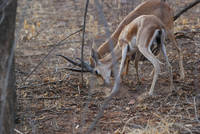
[15,0,200,134]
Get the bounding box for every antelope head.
[90,48,112,84]
[57,48,111,84]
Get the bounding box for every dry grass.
[122,114,176,134]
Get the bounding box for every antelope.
[57,0,181,95]
[90,0,185,80]
[91,15,174,95]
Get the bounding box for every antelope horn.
[57,54,82,67]
[61,67,90,72]
[75,58,94,72]
[57,54,94,73]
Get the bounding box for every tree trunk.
[0,0,17,134]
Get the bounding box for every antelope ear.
[91,48,100,65]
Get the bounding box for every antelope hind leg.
[168,31,185,80]
[161,30,175,92]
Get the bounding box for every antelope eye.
[95,70,99,75]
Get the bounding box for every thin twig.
[174,0,200,21]
[0,9,5,24]
[81,0,90,85]
[193,97,200,123]
[14,129,24,134]
[22,28,82,84]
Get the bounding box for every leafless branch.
[22,28,82,84]
[174,0,200,21]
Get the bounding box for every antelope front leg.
[111,44,129,94]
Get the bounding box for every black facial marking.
[127,45,130,52]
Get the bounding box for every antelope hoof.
[148,88,154,96]
[148,91,153,96]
